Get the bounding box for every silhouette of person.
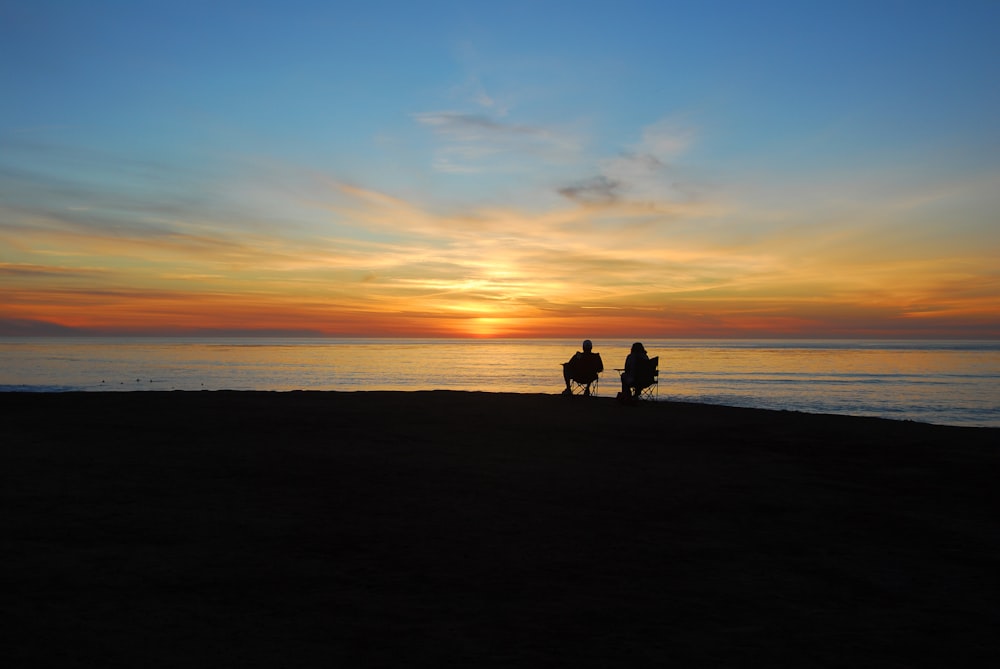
[562,339,604,395]
[619,341,651,402]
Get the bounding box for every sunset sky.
[2,1,999,338]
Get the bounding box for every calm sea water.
[1,337,998,428]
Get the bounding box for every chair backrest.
[572,352,602,383]
[637,356,658,388]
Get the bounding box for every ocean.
[1,337,998,428]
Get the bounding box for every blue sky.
[2,1,999,337]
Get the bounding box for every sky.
[2,0,999,338]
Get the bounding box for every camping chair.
[617,356,658,401]
[636,356,659,400]
[563,353,603,396]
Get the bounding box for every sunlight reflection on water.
[1,338,998,427]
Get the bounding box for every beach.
[3,390,999,667]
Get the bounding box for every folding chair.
[562,352,603,396]
[636,356,658,400]
[616,355,658,402]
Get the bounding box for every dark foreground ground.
[2,391,999,667]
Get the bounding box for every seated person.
[562,339,604,395]
[620,341,652,401]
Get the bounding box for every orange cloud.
[3,143,999,338]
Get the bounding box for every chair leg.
[568,378,599,396]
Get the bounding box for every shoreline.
[3,391,999,666]
[3,388,998,429]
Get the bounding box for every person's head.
[631,342,645,354]
[582,339,593,352]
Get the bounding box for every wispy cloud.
[414,111,581,173]
[558,176,622,205]
[4,123,999,337]
[556,118,700,211]
[415,112,550,140]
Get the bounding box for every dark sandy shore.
[2,391,999,667]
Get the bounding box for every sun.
[463,317,504,338]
